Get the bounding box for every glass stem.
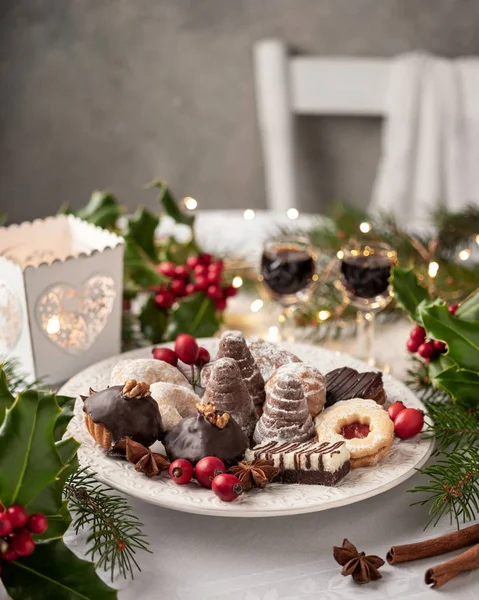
[356,310,376,366]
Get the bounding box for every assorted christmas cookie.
[82,380,163,450]
[325,367,386,407]
[267,363,326,417]
[110,358,190,389]
[203,331,266,411]
[248,338,302,382]
[164,402,248,466]
[149,382,199,431]
[245,439,350,485]
[315,399,394,469]
[202,357,258,439]
[253,370,316,444]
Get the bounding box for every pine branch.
[410,447,479,528]
[424,403,479,453]
[64,468,151,581]
[405,357,449,404]
[0,358,45,392]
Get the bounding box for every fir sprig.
[0,358,45,392]
[64,468,151,581]
[424,403,479,453]
[410,448,479,527]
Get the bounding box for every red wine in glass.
[261,240,315,305]
[340,254,392,306]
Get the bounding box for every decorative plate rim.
[61,340,434,518]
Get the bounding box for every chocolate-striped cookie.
[325,367,386,407]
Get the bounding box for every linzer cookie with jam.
[245,439,350,485]
[325,367,386,407]
[82,380,163,450]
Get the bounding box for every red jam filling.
[341,422,370,440]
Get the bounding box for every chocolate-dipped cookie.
[325,367,386,407]
[163,403,248,466]
[82,380,163,450]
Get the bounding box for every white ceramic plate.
[62,340,434,517]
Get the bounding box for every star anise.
[125,438,170,478]
[227,459,279,491]
[333,539,385,584]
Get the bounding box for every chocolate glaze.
[325,367,386,407]
[83,385,163,447]
[164,410,248,466]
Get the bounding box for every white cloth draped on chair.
[370,53,479,226]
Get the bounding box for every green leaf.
[2,539,117,600]
[74,191,122,229]
[53,395,76,442]
[419,302,479,371]
[124,237,165,288]
[456,292,479,322]
[125,206,159,262]
[139,296,168,343]
[391,267,430,319]
[166,293,220,340]
[428,354,455,380]
[146,179,195,226]
[0,367,15,425]
[0,391,63,508]
[431,365,479,408]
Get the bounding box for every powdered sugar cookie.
[268,363,326,417]
[110,359,189,388]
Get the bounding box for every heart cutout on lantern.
[0,280,23,354]
[36,275,116,354]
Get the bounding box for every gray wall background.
[1,0,479,224]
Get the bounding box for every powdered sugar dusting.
[268,362,326,417]
[248,338,302,382]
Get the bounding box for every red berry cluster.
[0,504,48,569]
[152,334,210,367]
[406,304,457,361]
[155,254,237,310]
[387,402,424,438]
[168,457,243,502]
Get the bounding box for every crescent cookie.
[149,382,199,431]
[110,358,189,388]
[314,398,394,469]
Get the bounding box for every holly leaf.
[1,539,117,600]
[391,267,430,319]
[53,395,76,442]
[419,302,479,371]
[431,365,479,408]
[166,293,220,339]
[125,206,159,262]
[146,179,195,226]
[73,190,122,229]
[0,367,14,425]
[124,236,165,288]
[456,293,479,322]
[139,296,168,343]
[0,391,63,508]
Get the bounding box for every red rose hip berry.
[174,334,199,365]
[6,505,28,528]
[170,279,186,297]
[169,459,194,485]
[448,304,459,315]
[174,265,189,279]
[406,338,421,353]
[1,546,18,561]
[387,401,406,422]
[410,326,426,343]
[157,261,177,278]
[187,256,201,270]
[152,347,178,366]
[27,513,48,535]
[0,513,13,536]
[155,291,175,309]
[212,474,244,502]
[394,408,424,439]
[417,342,435,359]
[433,340,447,353]
[11,531,35,557]
[195,347,210,367]
[194,456,225,489]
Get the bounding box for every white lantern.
[0,215,124,384]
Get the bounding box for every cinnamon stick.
[425,543,479,589]
[387,524,479,564]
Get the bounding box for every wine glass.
[260,236,316,341]
[336,241,397,366]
